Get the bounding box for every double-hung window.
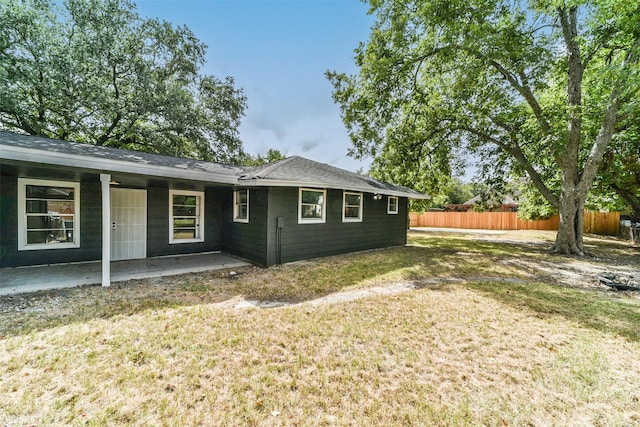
[169,190,204,243]
[387,196,399,214]
[234,189,249,223]
[342,191,363,222]
[298,188,326,224]
[18,178,80,250]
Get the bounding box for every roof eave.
[237,178,431,199]
[1,144,239,185]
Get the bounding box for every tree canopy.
[240,148,287,166]
[0,0,247,162]
[328,0,639,254]
[594,118,640,220]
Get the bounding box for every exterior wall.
[222,187,268,265]
[1,167,410,270]
[0,171,226,268]
[0,174,102,268]
[146,186,223,257]
[265,187,408,266]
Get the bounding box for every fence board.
[409,211,619,235]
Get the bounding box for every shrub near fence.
[409,211,620,236]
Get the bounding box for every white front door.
[111,188,147,261]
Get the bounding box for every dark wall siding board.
[0,173,18,268]
[0,175,102,268]
[265,187,408,266]
[222,187,268,265]
[146,186,223,257]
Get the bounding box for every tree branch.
[487,59,551,136]
[577,37,639,195]
[459,125,560,207]
[558,6,583,174]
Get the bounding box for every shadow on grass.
[1,234,637,341]
[463,281,640,343]
[0,239,510,338]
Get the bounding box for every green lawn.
[1,231,639,426]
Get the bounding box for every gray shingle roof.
[0,130,247,176]
[239,156,429,198]
[0,131,429,198]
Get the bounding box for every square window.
[169,190,204,243]
[18,178,80,250]
[299,188,326,223]
[343,191,363,222]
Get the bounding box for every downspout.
[100,174,111,287]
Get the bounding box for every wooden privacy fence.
[409,211,620,235]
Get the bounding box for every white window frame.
[298,188,326,224]
[387,196,399,214]
[233,189,249,223]
[169,189,205,244]
[18,178,80,251]
[342,191,363,223]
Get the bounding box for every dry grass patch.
[1,235,544,338]
[1,230,639,425]
[2,286,639,426]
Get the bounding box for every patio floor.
[0,252,250,296]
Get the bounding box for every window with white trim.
[342,191,363,222]
[387,196,399,214]
[234,189,249,223]
[169,190,204,243]
[298,188,326,224]
[18,178,80,250]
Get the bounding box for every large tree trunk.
[553,185,586,255]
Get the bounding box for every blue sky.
[135,0,374,172]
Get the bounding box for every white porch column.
[100,174,111,287]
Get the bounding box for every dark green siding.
[0,172,227,268]
[146,186,223,257]
[222,188,268,265]
[2,168,410,270]
[0,173,18,267]
[265,187,408,266]
[0,175,102,268]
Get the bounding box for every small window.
[234,189,249,223]
[343,191,363,222]
[298,188,326,224]
[169,190,204,243]
[18,178,80,250]
[388,196,399,214]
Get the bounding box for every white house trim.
[100,174,111,287]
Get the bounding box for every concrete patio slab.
[0,252,249,296]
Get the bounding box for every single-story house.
[0,131,428,286]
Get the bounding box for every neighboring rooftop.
[0,130,428,198]
[462,194,519,206]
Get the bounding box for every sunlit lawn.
[1,231,639,425]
